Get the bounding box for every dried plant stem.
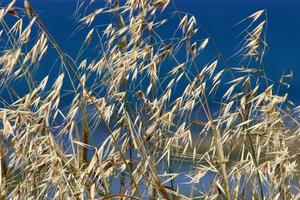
[0,140,7,200]
[125,113,171,200]
[246,131,264,200]
[213,128,231,200]
[200,95,231,200]
[80,99,90,167]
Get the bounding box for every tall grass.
[0,0,299,199]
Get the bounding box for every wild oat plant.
[0,0,299,199]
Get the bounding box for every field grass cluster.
[0,0,300,199]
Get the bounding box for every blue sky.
[19,0,300,104]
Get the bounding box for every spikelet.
[178,15,188,33]
[0,9,4,21]
[19,17,36,44]
[144,122,157,141]
[183,99,195,111]
[0,48,22,74]
[10,19,23,35]
[170,63,184,75]
[79,59,87,69]
[153,0,170,11]
[249,10,265,22]
[146,61,158,83]
[80,9,104,26]
[6,0,16,15]
[2,112,13,138]
[84,28,94,45]
[196,39,208,54]
[113,92,126,101]
[24,0,35,17]
[207,60,218,78]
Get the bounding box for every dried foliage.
[0,0,299,199]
